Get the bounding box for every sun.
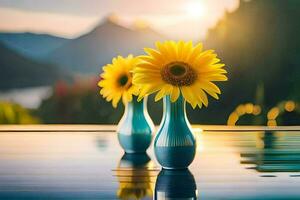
[185,1,206,18]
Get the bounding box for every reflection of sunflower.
[116,166,155,200]
[98,55,140,108]
[133,41,228,108]
[117,182,153,200]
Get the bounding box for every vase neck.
[163,94,187,120]
[126,96,145,114]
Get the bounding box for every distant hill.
[0,42,67,90]
[0,32,70,60]
[46,18,165,74]
[196,0,300,124]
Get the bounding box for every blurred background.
[0,0,299,125]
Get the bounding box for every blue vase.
[154,169,197,199]
[117,96,154,153]
[154,95,196,169]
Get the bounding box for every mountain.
[0,42,68,90]
[0,32,70,60]
[194,0,300,124]
[46,18,165,74]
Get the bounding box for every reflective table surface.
[1,125,300,200]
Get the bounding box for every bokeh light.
[267,101,299,126]
[227,103,261,125]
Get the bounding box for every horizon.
[0,0,239,40]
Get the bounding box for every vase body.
[154,95,196,169]
[117,96,154,153]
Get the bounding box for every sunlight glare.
[185,1,206,18]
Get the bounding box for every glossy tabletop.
[0,125,300,200]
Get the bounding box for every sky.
[0,0,239,40]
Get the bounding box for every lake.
[0,86,52,109]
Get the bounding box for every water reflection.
[96,137,108,150]
[115,153,157,200]
[241,131,300,172]
[154,169,197,200]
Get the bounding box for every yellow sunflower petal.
[198,89,208,107]
[189,83,206,107]
[144,48,165,63]
[138,84,163,101]
[205,74,228,81]
[155,84,173,102]
[181,41,193,61]
[170,87,180,102]
[112,93,122,108]
[138,55,162,66]
[176,40,185,60]
[156,41,172,61]
[181,86,197,109]
[166,41,177,59]
[188,43,203,63]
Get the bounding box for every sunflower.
[133,41,228,108]
[98,55,140,108]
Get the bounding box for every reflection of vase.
[117,96,154,153]
[115,153,156,200]
[155,169,197,200]
[119,153,151,168]
[154,95,196,169]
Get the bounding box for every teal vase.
[154,95,196,169]
[117,96,154,153]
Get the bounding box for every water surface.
[0,127,300,199]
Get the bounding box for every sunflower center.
[161,61,197,86]
[118,75,129,87]
[169,64,186,76]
